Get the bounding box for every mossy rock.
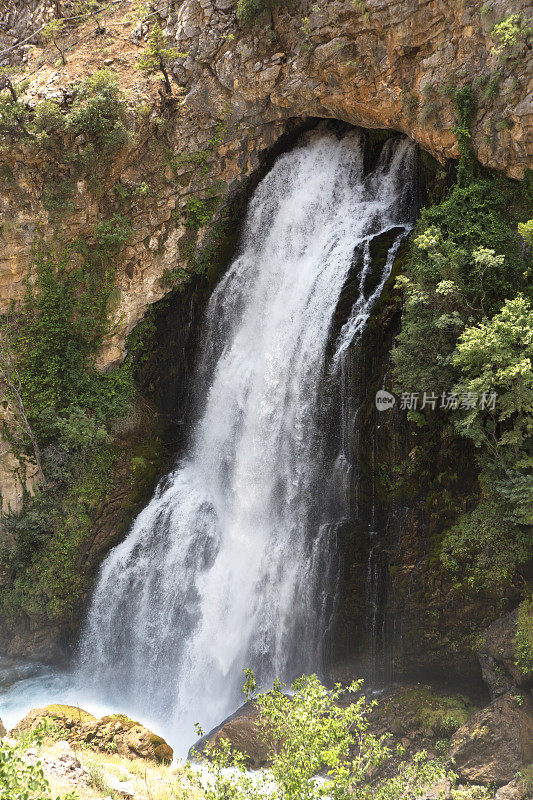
[100,713,141,730]
[150,734,174,763]
[375,687,478,739]
[14,704,97,733]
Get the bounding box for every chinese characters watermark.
[375,389,497,412]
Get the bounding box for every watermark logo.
[375,389,497,412]
[375,390,396,412]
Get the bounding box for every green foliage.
[183,196,218,229]
[453,86,477,183]
[393,177,527,394]
[452,295,533,460]
[392,137,532,592]
[67,69,130,154]
[137,23,181,93]
[0,239,134,613]
[0,77,32,140]
[0,69,130,156]
[514,597,533,676]
[518,218,533,245]
[197,672,448,800]
[32,99,66,137]
[0,737,77,800]
[438,296,533,589]
[491,14,533,60]
[237,0,279,25]
[91,213,132,257]
[11,243,127,420]
[440,497,532,591]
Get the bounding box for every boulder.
[13,705,173,763]
[15,704,98,733]
[477,609,528,698]
[448,692,533,786]
[190,701,269,769]
[495,778,529,800]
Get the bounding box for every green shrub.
[91,213,132,257]
[237,0,279,25]
[183,196,218,229]
[33,99,66,137]
[196,672,448,800]
[0,737,77,800]
[67,69,130,154]
[137,23,180,94]
[0,77,32,141]
[491,14,533,59]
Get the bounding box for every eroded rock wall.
[1,0,531,362]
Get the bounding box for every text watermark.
[375,389,497,412]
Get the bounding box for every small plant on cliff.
[490,14,533,60]
[196,672,448,800]
[138,23,180,95]
[0,75,32,141]
[514,597,533,676]
[236,0,279,26]
[42,19,67,66]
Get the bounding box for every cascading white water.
[76,129,415,754]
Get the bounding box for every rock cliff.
[0,0,531,677]
[0,0,531,360]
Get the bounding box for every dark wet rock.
[190,700,269,769]
[477,609,529,698]
[449,691,533,786]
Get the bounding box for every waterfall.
[76,129,415,753]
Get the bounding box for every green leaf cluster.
[236,0,280,25]
[490,14,533,60]
[0,736,77,800]
[392,95,532,592]
[195,671,491,800]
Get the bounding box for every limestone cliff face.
[170,0,532,180]
[0,0,531,364]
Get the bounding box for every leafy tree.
[42,19,67,66]
[196,672,448,800]
[452,294,533,461]
[138,23,178,94]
